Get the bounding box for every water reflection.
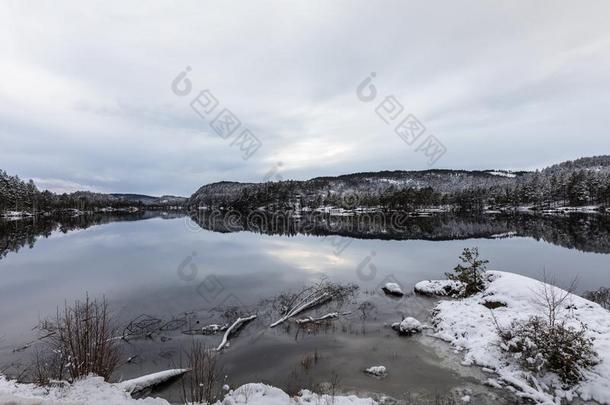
[0,211,185,260]
[1,211,609,403]
[190,210,610,254]
[3,211,610,260]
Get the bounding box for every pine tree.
[446,247,489,296]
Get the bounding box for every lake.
[1,211,609,403]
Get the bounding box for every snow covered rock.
[364,366,387,378]
[382,282,405,297]
[391,317,422,335]
[414,279,464,297]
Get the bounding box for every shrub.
[43,295,119,381]
[499,316,597,386]
[582,287,610,310]
[181,340,220,404]
[445,247,488,296]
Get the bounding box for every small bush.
[582,287,610,310]
[42,295,119,381]
[446,247,488,297]
[499,316,597,386]
[181,340,220,404]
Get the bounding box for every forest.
[189,156,610,212]
[0,170,186,213]
[3,156,610,215]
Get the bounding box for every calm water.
[1,212,609,403]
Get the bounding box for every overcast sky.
[1,1,609,196]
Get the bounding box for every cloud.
[1,0,609,195]
[31,178,103,194]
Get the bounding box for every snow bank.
[0,375,167,405]
[0,378,379,405]
[220,383,377,404]
[431,271,610,404]
[414,279,464,297]
[382,282,404,296]
[490,232,518,239]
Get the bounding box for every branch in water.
[296,312,339,324]
[270,292,332,328]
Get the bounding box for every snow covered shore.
[0,376,378,404]
[0,375,168,405]
[430,271,610,404]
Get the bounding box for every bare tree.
[181,340,220,404]
[532,270,577,327]
[31,347,65,385]
[329,370,340,403]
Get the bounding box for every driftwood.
[270,292,332,328]
[182,323,228,336]
[118,368,190,394]
[216,315,257,351]
[295,312,339,324]
[122,314,163,339]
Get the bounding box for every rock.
[392,317,422,335]
[364,365,387,377]
[382,282,405,296]
[414,279,465,297]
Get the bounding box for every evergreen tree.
[446,247,489,296]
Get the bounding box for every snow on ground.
[0,377,379,405]
[414,279,464,297]
[486,171,517,178]
[431,271,610,404]
[220,383,378,405]
[0,375,168,405]
[490,232,518,239]
[541,206,601,214]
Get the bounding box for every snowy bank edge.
[0,376,379,405]
[429,270,610,404]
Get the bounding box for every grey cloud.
[1,0,609,196]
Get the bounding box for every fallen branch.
[182,323,228,336]
[118,368,190,394]
[216,315,257,351]
[270,292,332,328]
[296,312,339,324]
